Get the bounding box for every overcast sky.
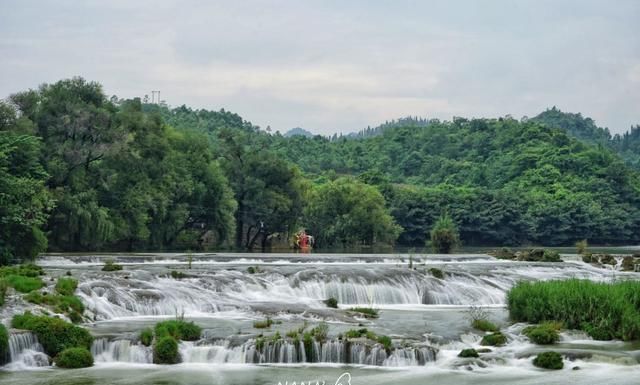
[1,0,638,135]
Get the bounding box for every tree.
[0,132,53,264]
[429,213,460,254]
[217,127,303,250]
[304,177,401,247]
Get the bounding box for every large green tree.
[304,177,401,247]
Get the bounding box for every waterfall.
[6,332,49,368]
[91,338,152,363]
[89,337,438,367]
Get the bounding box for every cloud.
[0,0,638,134]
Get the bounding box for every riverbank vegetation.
[11,312,93,366]
[507,280,640,341]
[2,77,640,262]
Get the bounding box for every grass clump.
[140,328,153,346]
[55,277,78,296]
[11,312,93,357]
[344,328,392,352]
[24,291,84,323]
[153,336,180,364]
[428,268,445,279]
[324,297,338,308]
[102,259,123,272]
[458,348,479,358]
[507,279,640,341]
[480,332,507,346]
[533,351,563,370]
[253,318,274,329]
[54,347,93,368]
[349,307,379,318]
[247,266,262,274]
[523,322,561,345]
[472,319,498,332]
[4,275,44,293]
[155,320,201,341]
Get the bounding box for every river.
[1,251,639,384]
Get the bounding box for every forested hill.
[1,78,640,264]
[532,107,640,169]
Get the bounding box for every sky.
[0,0,638,135]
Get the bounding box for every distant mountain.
[284,127,315,138]
[532,107,640,169]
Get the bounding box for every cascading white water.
[7,332,49,369]
[88,337,438,367]
[74,262,612,321]
[91,338,152,363]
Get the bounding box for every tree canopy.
[1,78,639,263]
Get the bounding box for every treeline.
[1,77,640,263]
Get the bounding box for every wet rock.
[476,348,492,353]
[572,366,580,370]
[490,248,516,260]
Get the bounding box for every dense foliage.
[0,324,8,365]
[1,77,640,261]
[532,351,563,370]
[153,336,180,364]
[54,347,93,368]
[154,319,201,341]
[533,107,640,169]
[11,312,93,357]
[523,323,560,345]
[507,280,640,341]
[303,177,401,247]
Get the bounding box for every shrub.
[170,270,187,279]
[349,307,379,318]
[11,312,93,357]
[55,277,78,296]
[429,213,459,254]
[54,347,93,368]
[153,336,180,364]
[480,332,507,346]
[523,323,560,345]
[0,324,8,365]
[458,348,479,358]
[533,351,563,370]
[253,318,274,329]
[542,250,562,262]
[507,280,640,341]
[428,268,444,279]
[5,275,44,293]
[324,297,338,308]
[140,328,153,346]
[154,320,201,341]
[247,266,261,274]
[345,328,369,339]
[102,260,123,272]
[309,322,328,342]
[472,319,498,332]
[575,240,588,255]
